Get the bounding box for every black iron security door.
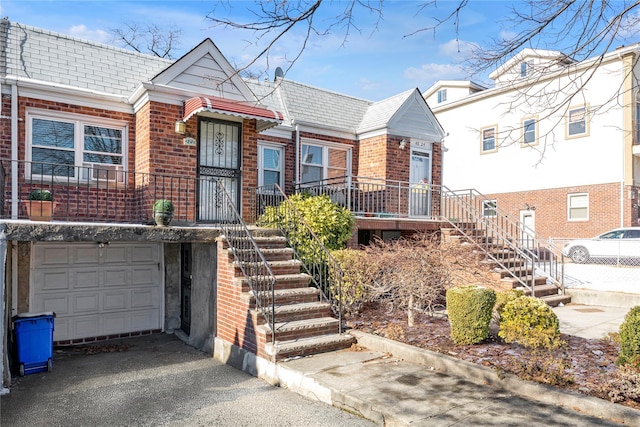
[198,118,241,221]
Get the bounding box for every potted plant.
[24,189,55,221]
[153,199,174,226]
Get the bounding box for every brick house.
[0,20,446,389]
[424,47,640,244]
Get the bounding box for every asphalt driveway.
[0,333,374,427]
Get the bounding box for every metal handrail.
[439,186,565,294]
[251,184,346,332]
[215,181,277,341]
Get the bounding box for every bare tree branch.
[109,22,182,59]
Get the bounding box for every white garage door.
[30,242,163,342]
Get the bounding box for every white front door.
[30,242,163,342]
[520,210,536,248]
[409,149,432,217]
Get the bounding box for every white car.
[563,227,640,263]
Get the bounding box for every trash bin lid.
[14,312,55,319]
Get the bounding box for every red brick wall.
[216,239,258,354]
[483,183,638,240]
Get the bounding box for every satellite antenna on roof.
[274,67,284,81]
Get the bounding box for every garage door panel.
[104,268,129,287]
[72,315,100,338]
[132,267,159,285]
[73,246,101,264]
[35,245,70,265]
[131,245,159,263]
[131,288,159,309]
[54,318,68,341]
[33,270,70,292]
[103,312,130,335]
[132,310,160,330]
[34,294,68,314]
[103,291,128,311]
[75,270,100,289]
[32,242,163,342]
[73,293,100,313]
[103,245,129,264]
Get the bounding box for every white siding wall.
[436,60,627,194]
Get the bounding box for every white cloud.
[358,78,381,92]
[67,25,110,44]
[439,39,478,58]
[404,63,467,86]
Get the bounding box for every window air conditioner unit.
[81,163,124,183]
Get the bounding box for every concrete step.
[235,273,312,293]
[260,317,341,343]
[233,259,303,276]
[541,294,572,307]
[229,247,294,262]
[259,301,333,324]
[264,333,356,361]
[526,284,561,298]
[222,235,288,250]
[502,274,547,288]
[243,286,321,305]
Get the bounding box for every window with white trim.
[482,199,497,217]
[300,141,350,184]
[567,106,587,137]
[437,89,447,103]
[522,118,536,145]
[481,126,497,152]
[27,110,126,182]
[258,143,283,189]
[568,193,588,221]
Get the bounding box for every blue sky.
[0,1,632,101]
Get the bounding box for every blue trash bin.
[13,312,55,376]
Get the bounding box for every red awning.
[183,96,283,132]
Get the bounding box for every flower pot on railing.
[23,189,56,221]
[153,199,174,227]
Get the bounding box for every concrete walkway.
[272,329,639,426]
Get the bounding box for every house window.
[483,199,497,217]
[437,89,447,103]
[636,103,640,144]
[27,110,126,181]
[481,127,497,153]
[258,143,283,189]
[567,106,587,137]
[300,141,350,184]
[568,193,588,221]
[522,118,536,145]
[520,62,528,77]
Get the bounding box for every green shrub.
[617,306,640,368]
[257,193,355,264]
[446,286,496,345]
[493,289,525,321]
[498,296,561,349]
[28,189,53,201]
[329,249,372,315]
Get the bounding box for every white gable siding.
[388,101,442,141]
[167,54,247,101]
[437,59,627,194]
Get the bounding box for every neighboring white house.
[424,46,640,242]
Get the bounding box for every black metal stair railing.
[251,184,346,332]
[215,180,277,342]
[438,185,565,295]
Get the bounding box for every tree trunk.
[407,294,415,327]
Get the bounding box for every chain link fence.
[552,236,640,293]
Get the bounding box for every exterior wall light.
[175,120,186,135]
[399,139,407,149]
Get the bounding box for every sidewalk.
[239,298,640,426]
[271,329,638,426]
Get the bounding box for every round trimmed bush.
[498,296,561,349]
[446,286,496,345]
[617,306,640,368]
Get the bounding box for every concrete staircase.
[442,226,571,307]
[226,228,355,362]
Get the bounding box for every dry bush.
[603,366,640,403]
[362,233,496,326]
